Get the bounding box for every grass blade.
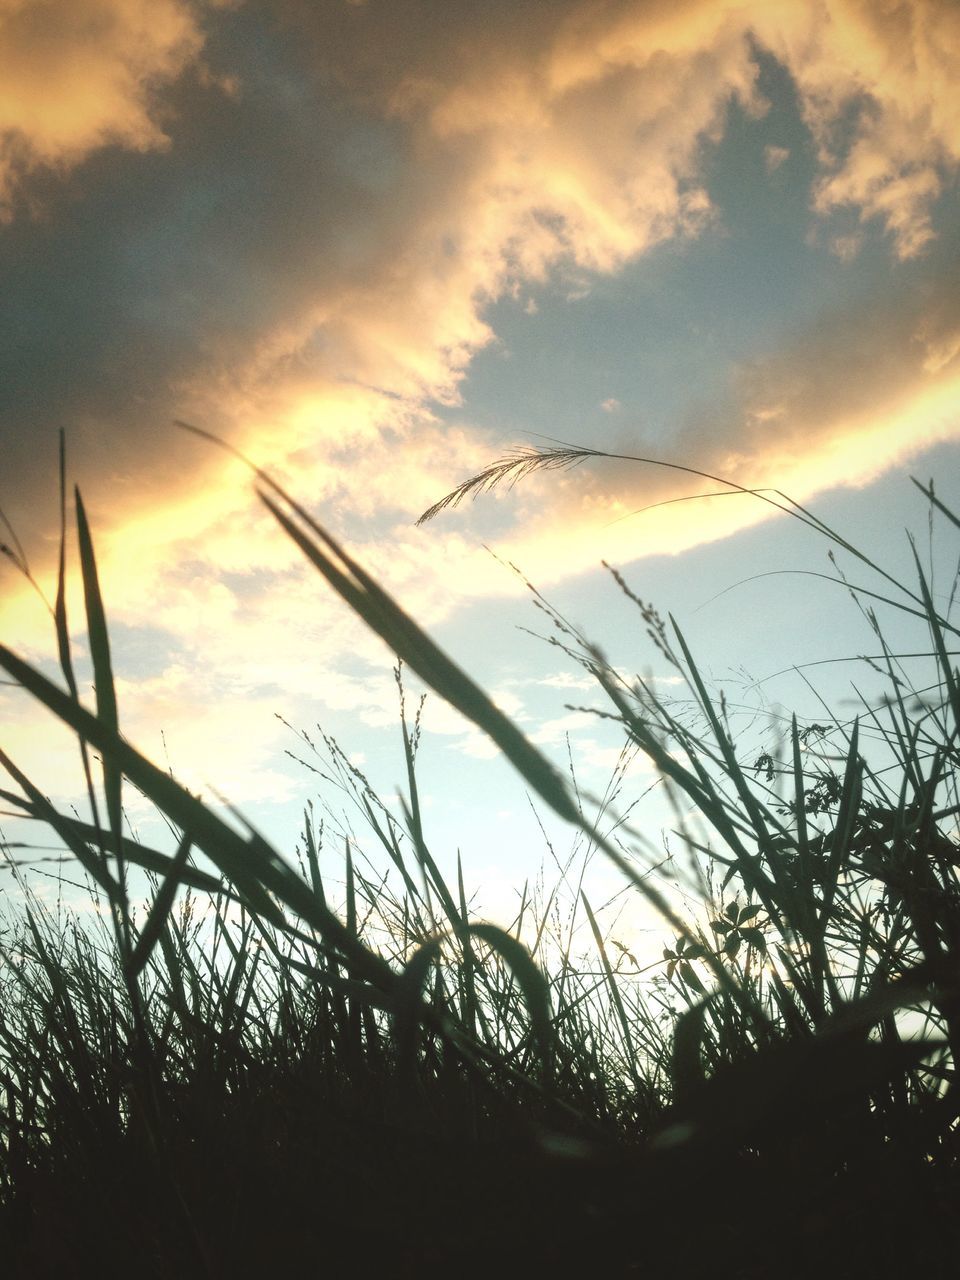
[126,833,193,978]
[74,488,127,932]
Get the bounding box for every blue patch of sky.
[93,621,192,686]
[437,46,911,457]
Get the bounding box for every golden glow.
[0,0,203,214]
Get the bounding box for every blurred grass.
[0,439,958,1277]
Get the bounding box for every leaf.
[679,961,706,994]
[392,936,445,1082]
[817,720,863,925]
[583,893,638,1085]
[179,422,776,1037]
[303,808,324,901]
[911,477,960,532]
[0,793,236,899]
[75,489,124,878]
[737,905,761,924]
[126,833,192,978]
[671,996,711,1107]
[468,922,555,1078]
[725,934,742,959]
[741,927,766,951]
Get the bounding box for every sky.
[0,0,958,937]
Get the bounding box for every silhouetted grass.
[0,435,957,1277]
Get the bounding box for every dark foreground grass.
[0,438,958,1277]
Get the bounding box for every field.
[1,443,958,1277]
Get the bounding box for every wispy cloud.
[763,144,789,173]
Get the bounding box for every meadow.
[0,437,958,1277]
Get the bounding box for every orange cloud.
[755,0,960,258]
[0,0,208,217]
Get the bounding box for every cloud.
[0,0,207,217]
[494,264,960,580]
[764,143,789,173]
[1,0,959,818]
[601,397,621,413]
[753,0,960,260]
[4,0,956,565]
[827,231,863,261]
[535,672,596,692]
[1,0,767,630]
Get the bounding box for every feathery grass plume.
[417,437,819,529]
[416,443,607,524]
[419,438,960,636]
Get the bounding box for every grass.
[0,434,958,1276]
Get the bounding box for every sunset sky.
[1,0,958,925]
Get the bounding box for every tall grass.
[0,435,958,1276]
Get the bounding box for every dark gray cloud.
[0,2,406,549]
